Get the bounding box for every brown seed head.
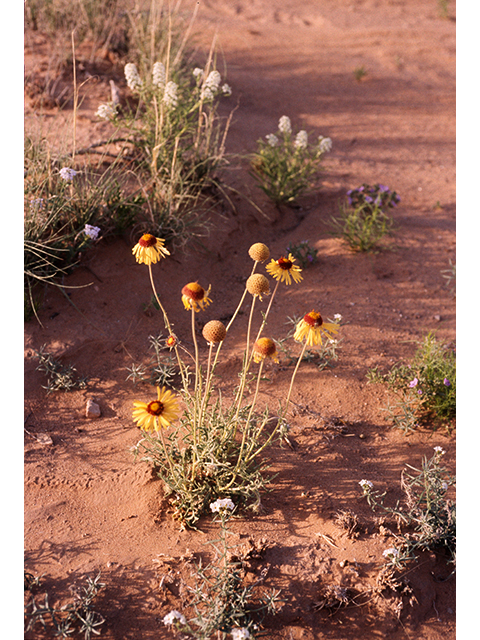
[248,243,270,263]
[246,274,270,297]
[202,320,227,343]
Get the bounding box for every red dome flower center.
[182,283,205,300]
[304,311,323,327]
[147,400,164,416]
[139,234,157,247]
[277,257,293,270]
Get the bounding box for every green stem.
[283,340,309,418]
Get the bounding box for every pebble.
[85,399,101,418]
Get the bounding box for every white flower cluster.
[163,81,178,109]
[201,69,222,100]
[231,628,250,640]
[222,83,232,96]
[210,498,235,513]
[84,224,101,240]
[266,133,279,147]
[382,547,399,559]
[278,115,292,135]
[318,136,332,153]
[333,313,343,322]
[433,446,445,456]
[163,610,186,626]
[193,67,203,79]
[294,129,308,150]
[152,62,166,89]
[359,479,373,491]
[59,167,78,181]
[95,103,117,121]
[124,63,143,92]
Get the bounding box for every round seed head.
[182,282,206,301]
[202,320,227,343]
[248,243,270,262]
[246,274,270,298]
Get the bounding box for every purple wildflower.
[443,378,451,387]
[408,378,418,388]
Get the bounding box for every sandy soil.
[24,1,456,638]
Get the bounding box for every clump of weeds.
[367,332,456,433]
[24,571,105,640]
[330,183,400,252]
[34,345,88,393]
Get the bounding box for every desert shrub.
[359,446,456,569]
[330,183,400,252]
[250,115,332,205]
[34,345,88,393]
[130,239,341,526]
[367,332,456,433]
[285,239,318,268]
[24,571,105,640]
[161,501,280,638]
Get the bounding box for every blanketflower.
[210,498,235,513]
[166,335,177,349]
[84,224,101,240]
[181,282,212,312]
[293,310,339,347]
[132,386,180,432]
[253,337,279,364]
[132,234,170,265]
[59,167,78,181]
[278,115,292,135]
[124,63,143,91]
[266,254,303,285]
[202,320,227,344]
[246,274,270,300]
[163,610,186,626]
[248,242,270,263]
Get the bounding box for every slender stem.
[283,341,308,417]
[231,295,257,436]
[148,264,187,387]
[225,262,258,333]
[157,427,175,478]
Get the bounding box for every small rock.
[86,399,101,418]
[36,433,53,445]
[433,314,442,322]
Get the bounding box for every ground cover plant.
[367,332,456,433]
[330,183,400,252]
[24,2,456,639]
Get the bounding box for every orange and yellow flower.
[293,310,339,347]
[132,233,170,265]
[253,337,279,364]
[132,386,180,432]
[265,253,303,285]
[181,282,212,312]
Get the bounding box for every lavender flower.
[84,224,101,240]
[443,378,451,386]
[408,378,418,388]
[59,167,78,181]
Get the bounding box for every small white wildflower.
[433,446,446,456]
[201,69,222,100]
[333,313,343,322]
[278,115,292,135]
[210,498,235,513]
[95,103,116,121]
[222,83,232,96]
[231,628,250,640]
[163,81,178,109]
[152,62,166,89]
[318,136,332,153]
[163,610,186,626]
[294,130,308,150]
[84,224,101,240]
[124,63,143,92]
[59,167,78,181]
[328,339,338,346]
[193,67,204,78]
[383,548,399,559]
[441,482,449,491]
[359,479,373,490]
[266,133,279,147]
